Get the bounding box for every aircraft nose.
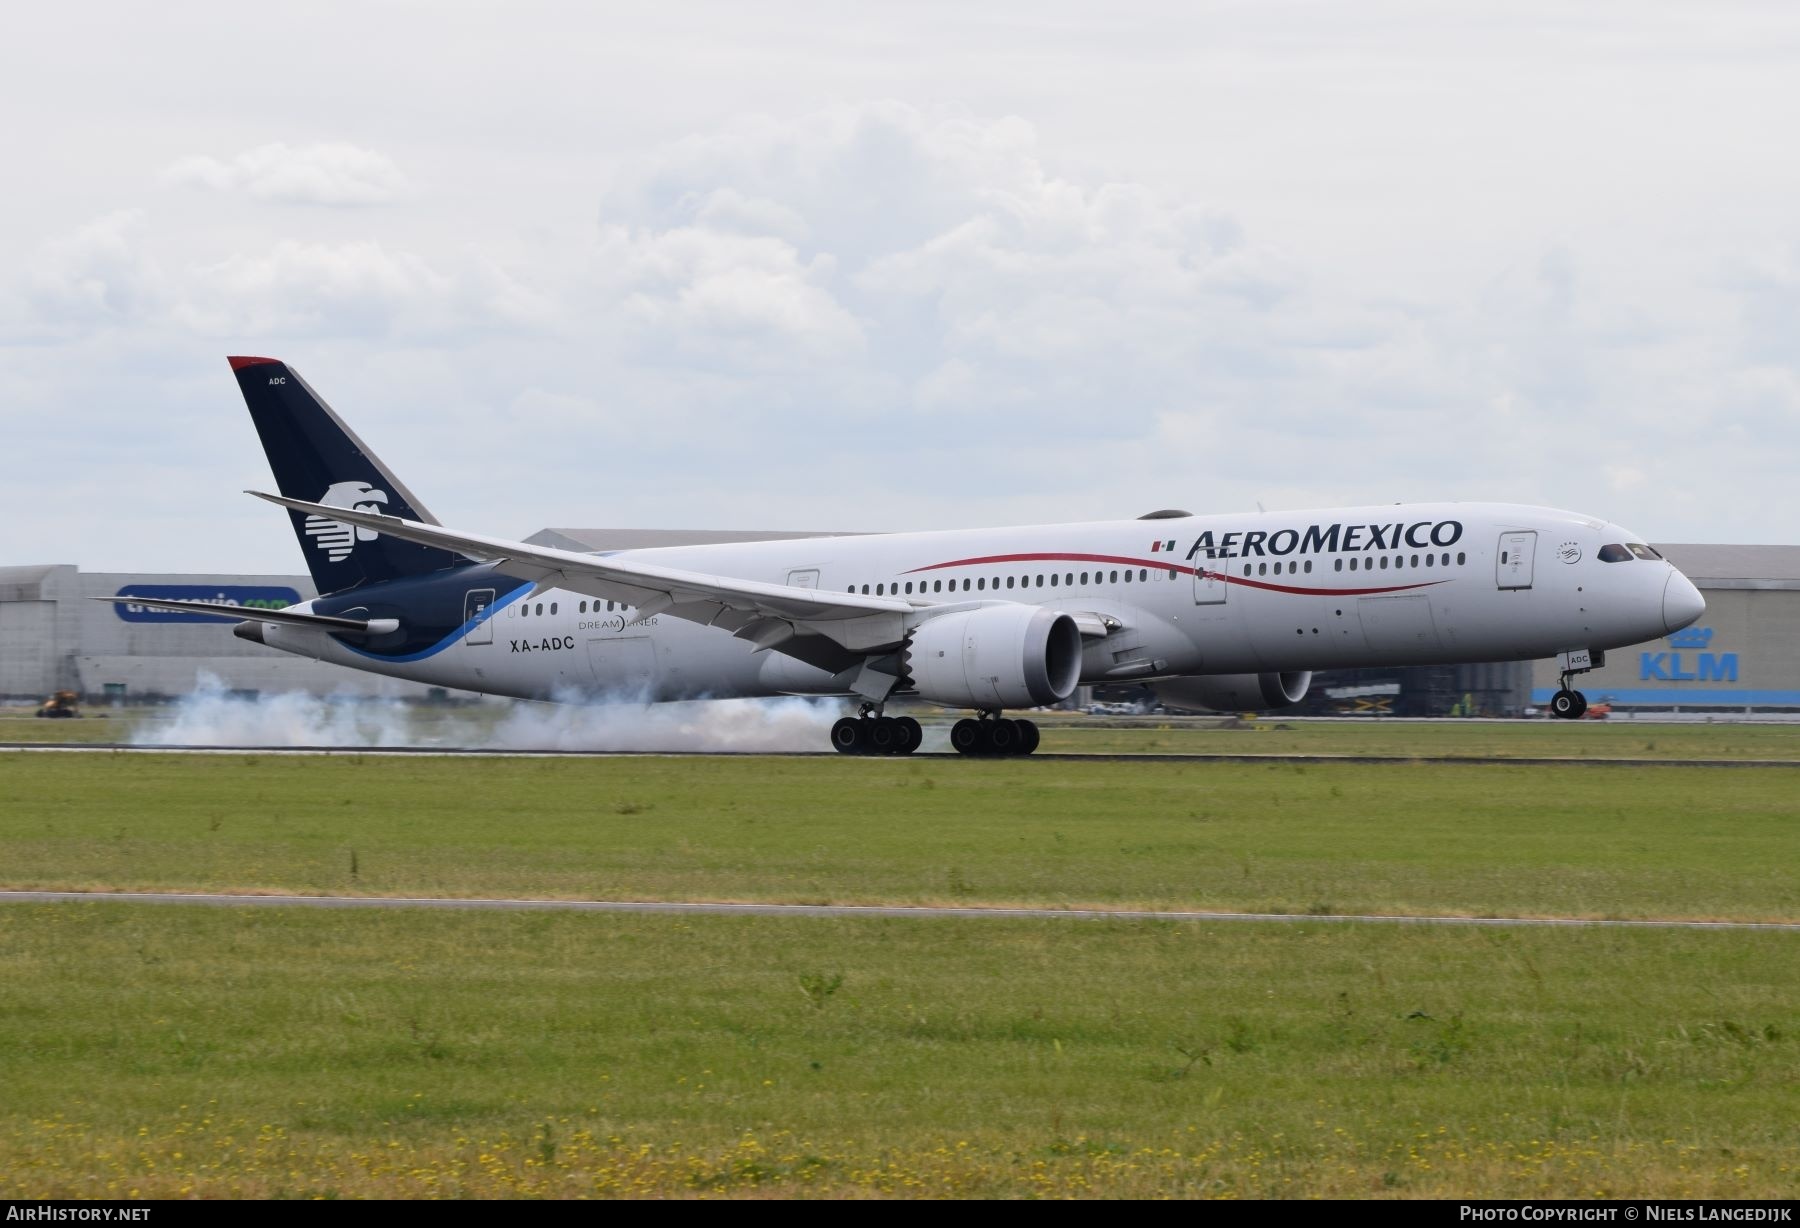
[1663,570,1705,634]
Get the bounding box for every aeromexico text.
[1186,520,1464,561]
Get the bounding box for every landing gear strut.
[830,704,922,756]
[950,712,1041,757]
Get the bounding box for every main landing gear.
[830,706,923,756]
[828,708,1043,756]
[950,713,1041,757]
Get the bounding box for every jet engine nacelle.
[906,605,1083,710]
[1153,671,1312,714]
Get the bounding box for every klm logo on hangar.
[1641,626,1736,683]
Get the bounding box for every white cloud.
[164,142,409,206]
[22,210,163,326]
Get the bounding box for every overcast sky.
[3,1,1796,573]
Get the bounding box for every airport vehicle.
[101,358,1705,755]
[35,691,80,719]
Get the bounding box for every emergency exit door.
[1496,532,1536,590]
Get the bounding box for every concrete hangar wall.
[0,565,447,702]
[1528,544,1800,711]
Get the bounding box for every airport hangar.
[3,535,1797,715]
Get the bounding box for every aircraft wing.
[91,595,398,635]
[249,492,916,661]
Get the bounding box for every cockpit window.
[1627,543,1662,561]
[1598,543,1633,563]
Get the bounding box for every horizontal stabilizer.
[90,596,398,635]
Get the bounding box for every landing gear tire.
[1015,719,1041,755]
[831,716,867,753]
[950,718,984,755]
[987,720,1017,755]
[1550,689,1588,720]
[868,718,900,754]
[895,717,922,755]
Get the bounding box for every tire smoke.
[132,674,843,753]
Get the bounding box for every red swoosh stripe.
[903,551,1448,598]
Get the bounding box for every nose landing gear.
[1548,648,1600,720]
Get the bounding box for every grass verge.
[0,903,1794,1198]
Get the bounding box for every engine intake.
[1153,671,1312,714]
[905,605,1083,710]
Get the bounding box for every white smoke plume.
[132,674,842,753]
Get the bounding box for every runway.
[2,889,1794,931]
[4,742,1799,768]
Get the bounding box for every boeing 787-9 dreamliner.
[104,358,1705,755]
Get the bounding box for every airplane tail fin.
[228,356,465,595]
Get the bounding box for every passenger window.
[1050,574,1058,587]
[1066,573,1075,586]
[1411,555,1419,567]
[1123,569,1132,583]
[550,602,558,615]
[1334,559,1342,572]
[1500,551,1509,564]
[534,603,543,616]
[1036,575,1044,587]
[1457,552,1466,565]
[1109,570,1118,583]
[934,580,942,593]
[1424,555,1433,568]
[978,578,986,590]
[1140,569,1148,581]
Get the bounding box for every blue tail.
[230,356,464,595]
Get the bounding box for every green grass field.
[2,734,1797,1198]
[1,904,1794,1198]
[2,752,1795,920]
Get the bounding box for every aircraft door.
[1192,557,1227,605]
[1496,532,1537,590]
[463,588,496,645]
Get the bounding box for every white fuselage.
[257,502,1701,704]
